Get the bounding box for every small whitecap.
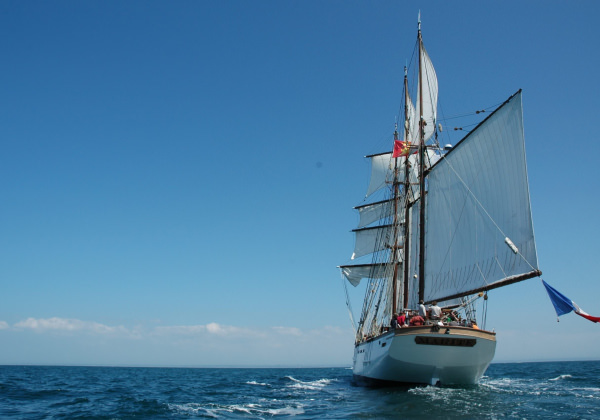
[230,404,254,414]
[168,403,221,418]
[267,405,305,416]
[285,376,333,390]
[549,374,573,381]
[246,380,268,386]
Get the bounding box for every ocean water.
[1,361,599,419]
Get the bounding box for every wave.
[407,385,474,401]
[266,406,305,416]
[549,374,573,381]
[168,402,304,417]
[246,380,268,386]
[285,376,333,391]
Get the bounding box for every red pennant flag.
[393,140,410,158]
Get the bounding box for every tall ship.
[339,17,541,386]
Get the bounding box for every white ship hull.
[353,326,496,386]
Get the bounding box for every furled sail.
[423,90,539,303]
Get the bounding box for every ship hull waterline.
[352,326,496,386]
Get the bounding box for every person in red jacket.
[409,313,425,326]
[397,312,407,327]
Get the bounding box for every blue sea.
[1,361,599,419]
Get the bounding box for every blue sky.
[1,1,599,367]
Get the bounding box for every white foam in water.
[408,385,457,401]
[246,380,268,386]
[481,377,534,394]
[267,405,305,416]
[573,387,600,393]
[549,374,573,381]
[286,376,333,390]
[168,403,220,418]
[170,400,306,418]
[230,404,254,414]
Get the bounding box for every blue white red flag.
[542,280,600,323]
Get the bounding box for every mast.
[391,123,401,316]
[402,65,411,309]
[417,15,426,302]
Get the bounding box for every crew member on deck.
[397,312,406,327]
[429,301,442,320]
[410,313,425,326]
[391,313,399,329]
[418,300,427,318]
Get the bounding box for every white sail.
[351,224,403,260]
[423,90,538,302]
[365,153,396,197]
[406,91,418,144]
[407,202,420,309]
[340,263,391,287]
[413,43,438,144]
[356,200,393,228]
[365,151,440,198]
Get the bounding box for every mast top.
[418,10,421,32]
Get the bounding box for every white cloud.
[14,317,130,335]
[152,322,265,338]
[272,326,302,336]
[206,322,241,336]
[0,321,9,330]
[153,325,207,335]
[11,318,349,344]
[4,318,354,366]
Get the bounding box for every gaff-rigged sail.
[423,90,540,304]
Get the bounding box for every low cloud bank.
[1,317,352,366]
[4,317,347,341]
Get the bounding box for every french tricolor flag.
[543,280,600,323]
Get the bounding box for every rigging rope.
[342,274,357,333]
